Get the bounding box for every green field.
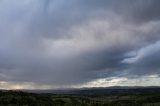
[0,88,160,106]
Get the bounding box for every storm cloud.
[0,0,160,88]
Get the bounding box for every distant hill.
[19,86,160,95]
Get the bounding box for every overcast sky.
[0,0,160,89]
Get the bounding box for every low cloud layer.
[0,0,160,88]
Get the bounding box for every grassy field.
[0,88,160,106]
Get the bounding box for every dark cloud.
[110,0,160,23]
[123,41,160,76]
[0,0,160,87]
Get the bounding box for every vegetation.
[0,88,160,106]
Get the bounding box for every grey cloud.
[124,41,160,76]
[0,0,160,87]
[112,0,160,23]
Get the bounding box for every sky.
[0,0,160,89]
